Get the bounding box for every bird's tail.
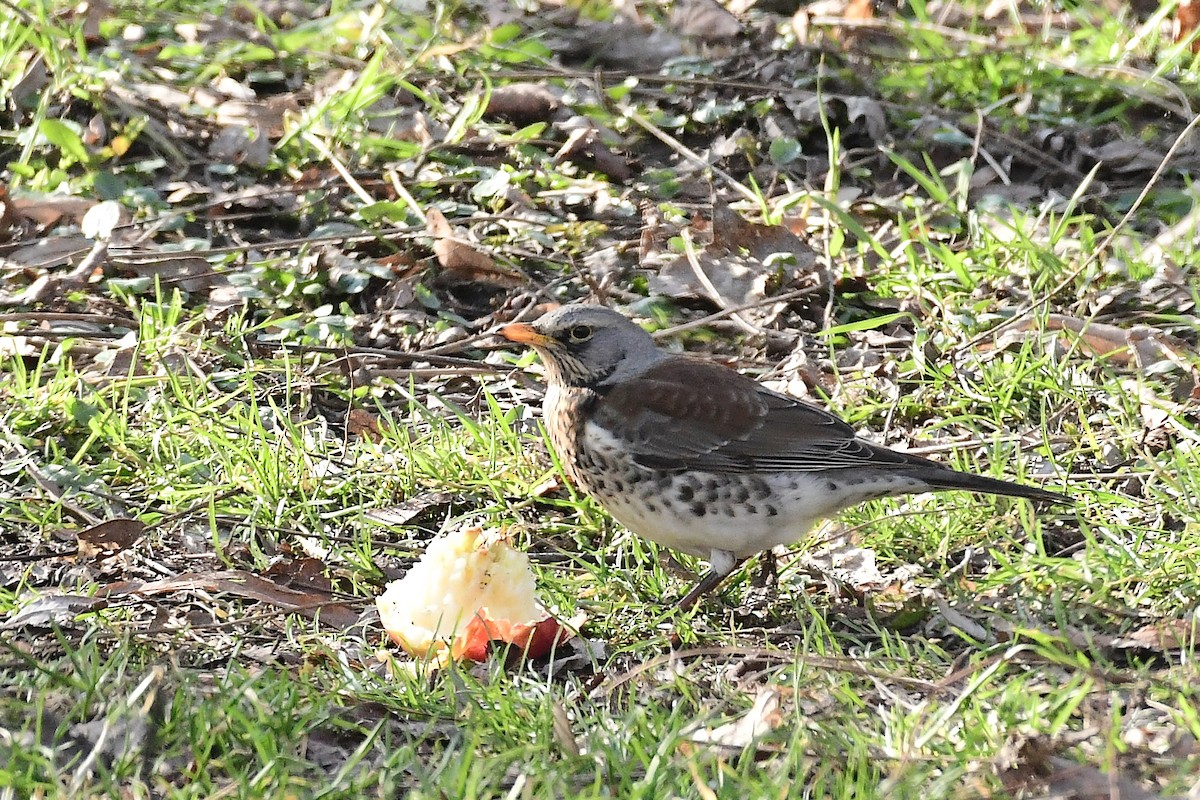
[917,468,1069,505]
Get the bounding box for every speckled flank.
[545,414,932,559]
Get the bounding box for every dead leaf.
[670,0,743,41]
[9,53,48,110]
[648,201,819,315]
[111,253,218,292]
[550,20,685,70]
[998,736,1167,800]
[0,184,23,238]
[209,125,271,169]
[3,594,106,629]
[1083,138,1165,174]
[996,315,1195,375]
[684,688,784,752]
[784,92,887,142]
[9,194,97,229]
[70,0,110,43]
[0,336,36,360]
[1176,0,1200,53]
[346,408,382,440]
[844,0,874,21]
[215,95,300,137]
[553,124,633,182]
[1126,617,1198,651]
[76,518,145,560]
[485,83,562,125]
[263,556,333,594]
[551,702,581,757]
[99,570,360,628]
[80,200,130,240]
[364,491,458,527]
[425,208,522,286]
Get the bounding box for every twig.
[624,110,758,204]
[679,229,764,336]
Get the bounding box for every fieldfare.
[500,305,1067,611]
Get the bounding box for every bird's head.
[500,305,664,388]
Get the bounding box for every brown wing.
[592,358,913,473]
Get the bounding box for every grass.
[2,0,1199,797]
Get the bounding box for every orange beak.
[499,323,555,347]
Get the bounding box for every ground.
[1,0,1199,797]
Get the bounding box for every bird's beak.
[499,322,555,347]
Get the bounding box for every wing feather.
[593,359,916,474]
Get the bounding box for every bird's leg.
[675,549,743,612]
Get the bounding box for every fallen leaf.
[209,125,271,169]
[1126,617,1198,651]
[1177,0,1200,53]
[553,124,633,182]
[9,194,96,229]
[484,83,562,125]
[550,20,684,70]
[80,200,129,240]
[648,201,819,317]
[76,517,145,560]
[99,570,360,628]
[684,688,784,752]
[784,91,887,142]
[346,408,381,440]
[670,0,743,41]
[264,556,334,593]
[998,736,1166,800]
[425,208,522,286]
[111,253,218,293]
[995,315,1196,379]
[2,594,106,629]
[365,491,458,527]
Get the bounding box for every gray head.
[499,305,666,388]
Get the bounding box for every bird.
[499,304,1068,611]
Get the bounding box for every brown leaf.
[209,125,272,169]
[264,556,333,594]
[10,194,97,229]
[484,83,562,125]
[1176,0,1200,53]
[0,183,22,238]
[784,91,887,142]
[71,0,110,43]
[76,518,145,559]
[9,53,48,110]
[215,95,299,138]
[346,408,381,440]
[648,201,819,311]
[1126,618,1197,651]
[425,208,522,286]
[999,736,1167,800]
[670,0,743,41]
[997,315,1195,374]
[99,570,360,628]
[364,491,458,528]
[112,253,218,292]
[553,126,633,182]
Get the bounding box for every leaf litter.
[1,0,1199,795]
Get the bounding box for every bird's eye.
[567,324,593,343]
